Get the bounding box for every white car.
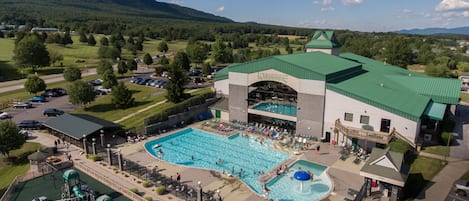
[455,179,469,196]
[0,111,11,119]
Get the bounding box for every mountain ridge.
[0,0,233,24]
[395,26,469,35]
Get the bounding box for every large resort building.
[212,30,461,150]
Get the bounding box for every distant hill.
[396,26,469,35]
[0,0,232,24]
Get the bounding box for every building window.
[344,113,353,122]
[360,115,370,124]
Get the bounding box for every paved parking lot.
[445,191,469,201]
[6,95,76,124]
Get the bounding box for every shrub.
[142,181,151,188]
[129,188,139,194]
[156,186,166,195]
[441,132,454,146]
[87,154,99,162]
[144,196,153,201]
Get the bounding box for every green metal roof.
[43,114,121,140]
[215,52,361,81]
[360,147,409,186]
[424,102,446,121]
[327,71,430,121]
[305,30,341,49]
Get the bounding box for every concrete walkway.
[114,100,167,123]
[0,68,97,93]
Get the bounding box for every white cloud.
[402,9,413,14]
[169,0,183,4]
[442,11,457,17]
[323,0,333,5]
[313,1,321,4]
[462,11,469,16]
[216,6,225,12]
[435,0,469,11]
[321,7,336,11]
[342,0,363,5]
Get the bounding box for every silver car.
[0,111,11,119]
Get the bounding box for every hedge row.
[144,91,215,126]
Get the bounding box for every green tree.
[97,60,113,75]
[425,64,451,78]
[98,46,121,60]
[166,54,188,103]
[143,53,153,67]
[201,62,212,76]
[186,42,208,67]
[102,70,118,89]
[457,62,469,72]
[100,37,109,46]
[0,121,24,157]
[24,75,46,94]
[117,60,128,75]
[63,66,82,82]
[157,40,169,53]
[13,35,50,72]
[127,59,138,71]
[172,51,191,71]
[61,31,73,45]
[49,49,63,67]
[159,55,169,65]
[416,43,435,65]
[112,82,135,109]
[68,80,96,107]
[87,34,96,46]
[79,31,88,43]
[212,37,226,64]
[382,36,413,68]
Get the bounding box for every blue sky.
[158,0,469,32]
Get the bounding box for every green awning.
[424,102,446,121]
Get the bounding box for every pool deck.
[26,122,366,201]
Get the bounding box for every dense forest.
[1,0,469,79]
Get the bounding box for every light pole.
[444,132,458,162]
[100,130,105,147]
[107,144,112,165]
[117,149,123,171]
[92,138,96,155]
[82,135,87,155]
[197,181,203,201]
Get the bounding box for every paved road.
[452,103,469,160]
[0,68,97,93]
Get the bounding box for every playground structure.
[61,169,112,201]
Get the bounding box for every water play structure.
[294,170,311,192]
[61,169,113,201]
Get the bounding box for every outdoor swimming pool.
[266,160,332,201]
[145,128,332,201]
[252,102,297,116]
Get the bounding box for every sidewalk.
[0,69,97,93]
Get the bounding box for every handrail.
[0,176,19,201]
[74,162,147,201]
[390,128,416,148]
[335,119,392,144]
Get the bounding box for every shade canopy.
[423,102,446,121]
[27,150,49,161]
[294,171,311,181]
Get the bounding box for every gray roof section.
[209,98,229,111]
[43,114,121,140]
[360,147,409,186]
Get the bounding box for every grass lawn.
[404,155,446,199]
[421,145,450,157]
[0,142,43,194]
[461,170,469,181]
[73,83,167,123]
[460,92,469,103]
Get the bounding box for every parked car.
[18,120,43,129]
[43,108,64,117]
[455,179,469,196]
[18,129,29,137]
[138,78,153,85]
[89,79,103,86]
[155,80,168,88]
[0,111,11,119]
[94,89,107,96]
[150,79,164,87]
[30,96,47,103]
[130,77,143,83]
[42,88,67,97]
[13,102,33,109]
[188,69,202,76]
[162,71,168,78]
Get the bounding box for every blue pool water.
[266,160,332,201]
[252,102,297,116]
[145,128,332,201]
